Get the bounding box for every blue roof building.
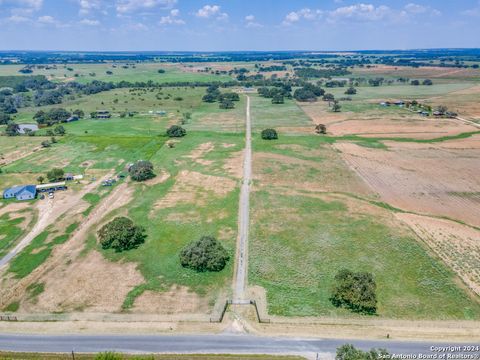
[3,185,36,201]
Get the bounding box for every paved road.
[0,333,474,357]
[234,95,252,301]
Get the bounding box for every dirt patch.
[223,151,243,179]
[24,251,144,313]
[222,143,236,148]
[132,286,209,314]
[396,213,480,297]
[143,170,170,186]
[334,141,480,227]
[0,182,135,310]
[184,142,214,166]
[152,170,236,210]
[0,203,30,217]
[328,118,476,139]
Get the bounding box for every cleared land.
[248,135,480,319]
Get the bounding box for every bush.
[261,128,278,140]
[330,269,377,314]
[336,344,389,360]
[128,160,155,182]
[46,168,64,181]
[94,352,122,360]
[166,125,186,138]
[98,217,146,252]
[219,99,235,109]
[345,87,357,95]
[180,235,229,272]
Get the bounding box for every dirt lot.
[299,101,478,138]
[334,139,480,227]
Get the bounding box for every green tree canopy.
[128,160,156,182]
[166,125,186,138]
[46,168,64,182]
[180,235,230,272]
[98,217,146,252]
[330,269,377,314]
[261,128,278,140]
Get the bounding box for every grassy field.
[0,63,233,84]
[248,135,480,319]
[250,95,311,131]
[0,208,36,259]
[98,131,243,309]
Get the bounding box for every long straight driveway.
[233,95,252,301]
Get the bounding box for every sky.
[0,0,480,51]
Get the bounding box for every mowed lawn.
[248,135,480,320]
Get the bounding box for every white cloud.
[462,1,480,17]
[404,3,441,16]
[78,0,101,15]
[245,14,262,28]
[196,4,228,20]
[328,3,391,22]
[404,3,427,14]
[116,0,177,14]
[1,0,43,16]
[79,18,100,26]
[6,14,29,22]
[159,8,185,25]
[283,8,323,25]
[37,15,56,24]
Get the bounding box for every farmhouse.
[3,185,37,201]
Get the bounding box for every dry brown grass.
[334,140,480,227]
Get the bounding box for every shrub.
[315,124,327,134]
[330,269,377,314]
[345,87,357,95]
[128,160,155,182]
[98,217,146,252]
[336,344,389,360]
[261,128,278,140]
[166,125,186,138]
[219,99,235,109]
[180,235,229,272]
[46,168,64,181]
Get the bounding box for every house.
[96,110,111,119]
[3,185,37,201]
